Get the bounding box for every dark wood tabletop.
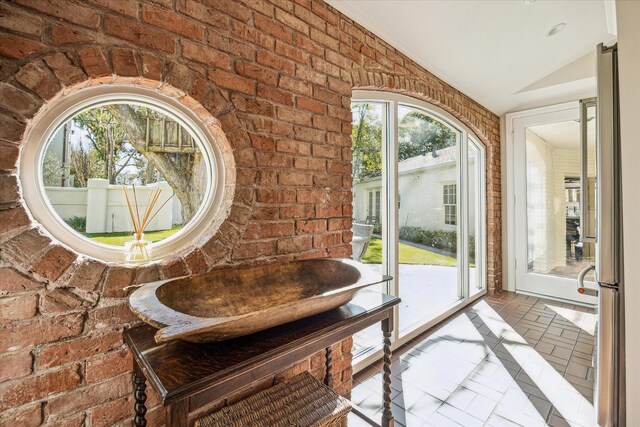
[124,290,400,408]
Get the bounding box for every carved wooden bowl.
[128,258,388,343]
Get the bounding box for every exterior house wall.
[0,1,501,425]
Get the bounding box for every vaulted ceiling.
[327,0,617,115]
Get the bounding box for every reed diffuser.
[122,185,173,262]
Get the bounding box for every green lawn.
[86,226,182,246]
[362,237,457,267]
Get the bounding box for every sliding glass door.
[351,92,487,363]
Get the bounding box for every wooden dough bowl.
[128,258,388,343]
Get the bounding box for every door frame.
[505,101,597,305]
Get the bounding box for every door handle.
[577,264,597,296]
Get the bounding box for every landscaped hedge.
[399,226,475,258]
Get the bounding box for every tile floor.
[348,292,596,427]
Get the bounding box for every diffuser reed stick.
[122,185,174,241]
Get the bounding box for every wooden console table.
[124,290,400,427]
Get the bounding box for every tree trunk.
[106,105,205,223]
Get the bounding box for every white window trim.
[351,90,488,369]
[20,85,228,263]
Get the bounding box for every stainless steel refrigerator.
[577,42,625,427]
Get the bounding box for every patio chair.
[351,222,374,262]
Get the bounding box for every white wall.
[352,161,463,233]
[46,179,177,234]
[616,1,640,424]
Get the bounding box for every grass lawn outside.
[86,226,182,246]
[362,237,457,267]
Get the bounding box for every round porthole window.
[20,85,228,263]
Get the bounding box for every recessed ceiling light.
[523,0,536,4]
[547,23,567,37]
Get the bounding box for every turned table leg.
[381,315,395,427]
[133,368,148,427]
[324,345,333,388]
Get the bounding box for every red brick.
[0,364,80,412]
[0,3,42,37]
[0,268,42,296]
[1,228,51,264]
[313,174,341,188]
[89,396,132,427]
[0,402,41,427]
[177,0,230,28]
[140,53,164,80]
[296,219,326,234]
[142,3,204,41]
[0,294,38,323]
[0,206,29,235]
[276,107,312,126]
[277,235,312,254]
[160,258,189,279]
[181,40,231,70]
[257,84,294,106]
[43,53,86,86]
[294,157,325,171]
[296,96,327,114]
[0,350,32,383]
[86,348,132,383]
[278,40,312,65]
[15,61,61,101]
[256,188,296,204]
[0,33,44,59]
[39,331,123,369]
[280,205,314,219]
[232,241,275,260]
[235,61,278,85]
[205,0,252,22]
[111,48,138,77]
[86,0,137,17]
[207,30,255,60]
[41,288,93,314]
[51,24,94,45]
[77,47,111,78]
[88,301,138,331]
[185,248,209,274]
[31,245,77,282]
[0,173,19,208]
[315,203,342,218]
[278,171,313,186]
[254,13,293,43]
[208,69,255,95]
[104,15,175,53]
[296,189,329,204]
[46,373,130,419]
[66,259,106,292]
[313,232,342,249]
[15,0,99,29]
[0,313,84,353]
[257,51,294,75]
[279,75,312,96]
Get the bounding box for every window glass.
[41,102,209,249]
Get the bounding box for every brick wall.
[0,0,501,425]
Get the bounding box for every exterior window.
[20,85,229,263]
[443,184,457,225]
[367,190,381,224]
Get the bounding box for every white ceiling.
[326,0,617,115]
[528,118,595,150]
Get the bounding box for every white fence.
[46,179,179,234]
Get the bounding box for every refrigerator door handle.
[576,264,597,296]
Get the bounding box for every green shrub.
[65,216,86,233]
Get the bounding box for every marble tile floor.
[348,292,596,427]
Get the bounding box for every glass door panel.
[514,103,597,303]
[396,105,462,335]
[468,139,485,297]
[351,102,386,357]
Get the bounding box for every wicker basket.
[194,372,351,427]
